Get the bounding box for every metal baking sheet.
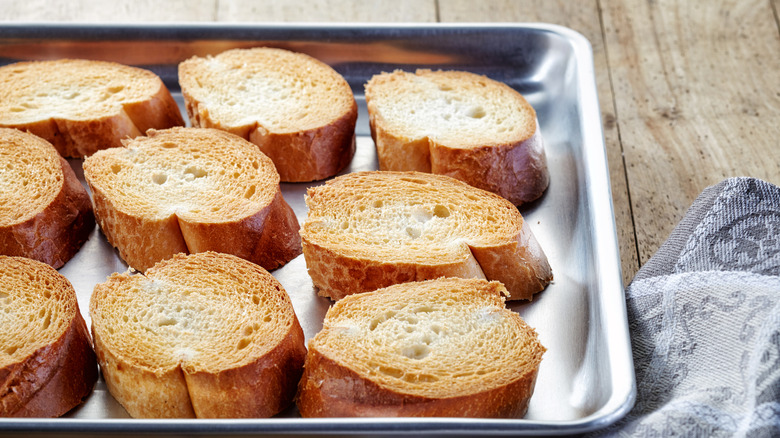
[0,23,635,435]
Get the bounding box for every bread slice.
[0,128,94,268]
[365,69,549,206]
[0,255,98,417]
[89,251,307,418]
[299,171,552,301]
[296,277,545,417]
[0,59,184,158]
[178,47,357,182]
[82,126,301,273]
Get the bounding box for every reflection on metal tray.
[0,23,635,436]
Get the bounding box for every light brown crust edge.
[0,311,98,417]
[86,171,301,273]
[430,128,550,206]
[184,319,307,418]
[4,84,184,159]
[0,156,95,269]
[184,90,358,183]
[91,268,309,419]
[300,239,486,301]
[296,347,540,418]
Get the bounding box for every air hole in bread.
[152,173,167,185]
[41,313,51,329]
[373,200,383,208]
[405,227,421,239]
[467,106,486,119]
[340,221,349,230]
[9,107,25,112]
[377,365,404,379]
[243,326,254,336]
[251,161,259,170]
[236,338,250,350]
[439,84,452,91]
[401,344,430,360]
[108,85,125,94]
[263,315,272,323]
[244,185,256,199]
[433,205,450,218]
[111,164,122,174]
[157,316,177,327]
[184,166,207,179]
[4,345,19,355]
[400,177,428,185]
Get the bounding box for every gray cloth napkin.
[592,177,780,437]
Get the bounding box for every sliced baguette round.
[365,69,549,206]
[82,126,301,273]
[89,251,307,418]
[178,47,358,182]
[296,277,545,418]
[0,59,184,158]
[0,128,94,268]
[0,255,98,417]
[300,171,552,301]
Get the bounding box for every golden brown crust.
[3,316,98,417]
[83,127,301,272]
[299,171,551,301]
[90,252,308,418]
[247,106,358,182]
[365,69,549,206]
[0,256,98,417]
[179,47,358,182]
[296,278,545,418]
[0,60,184,158]
[430,130,549,206]
[184,321,306,418]
[297,348,539,418]
[0,130,94,268]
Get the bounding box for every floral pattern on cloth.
[591,177,780,438]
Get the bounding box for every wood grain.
[215,0,437,22]
[0,0,216,21]
[439,0,640,285]
[601,0,780,264]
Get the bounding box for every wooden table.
[5,0,779,286]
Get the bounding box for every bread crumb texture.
[90,252,306,418]
[179,47,354,134]
[84,127,277,222]
[0,256,75,368]
[299,277,545,417]
[366,69,536,148]
[0,128,62,225]
[91,252,298,372]
[300,171,552,300]
[0,60,160,123]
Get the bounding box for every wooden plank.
[601,0,780,264]
[0,0,216,21]
[214,0,437,22]
[439,0,640,285]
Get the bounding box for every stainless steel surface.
[0,23,636,435]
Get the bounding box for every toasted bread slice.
[0,255,98,417]
[365,69,549,205]
[296,277,545,418]
[0,128,94,268]
[83,127,301,273]
[178,47,357,182]
[299,171,552,301]
[90,251,307,418]
[0,59,184,158]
